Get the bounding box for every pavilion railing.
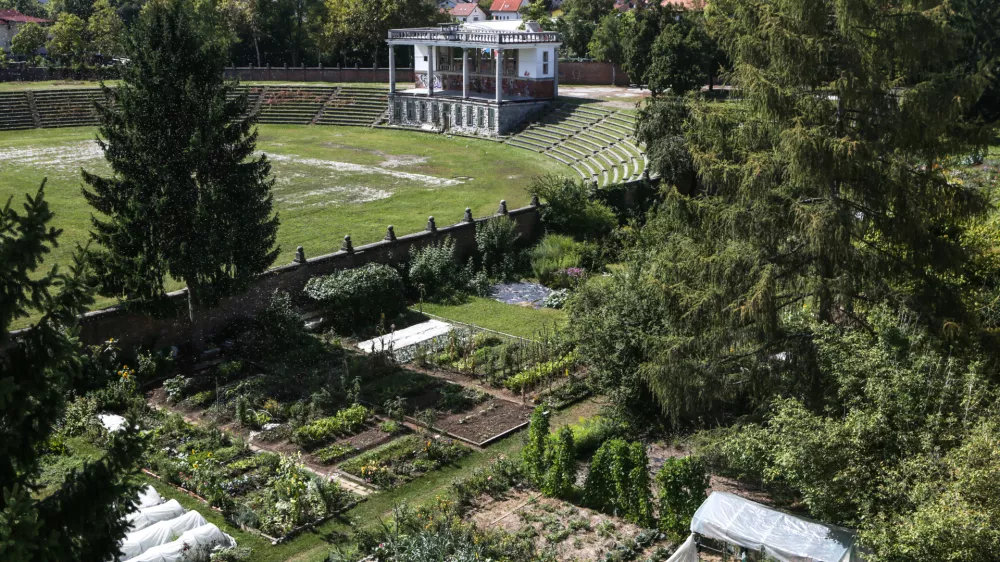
[388,29,560,44]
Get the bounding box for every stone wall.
[69,202,541,350]
[388,95,551,137]
[0,61,631,87]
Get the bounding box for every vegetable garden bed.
[338,434,471,489]
[144,414,359,540]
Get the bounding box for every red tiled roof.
[450,2,481,16]
[0,9,51,24]
[661,0,706,9]
[490,0,523,13]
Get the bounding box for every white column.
[495,48,503,104]
[553,50,558,98]
[462,48,469,99]
[428,46,435,97]
[388,45,396,94]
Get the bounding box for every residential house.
[0,9,51,53]
[489,0,528,21]
[450,2,489,23]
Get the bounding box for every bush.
[522,406,549,484]
[542,426,576,498]
[529,174,618,241]
[656,456,710,540]
[303,264,406,330]
[409,237,466,302]
[293,404,371,449]
[543,289,570,309]
[531,234,583,286]
[476,216,522,280]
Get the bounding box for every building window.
[442,103,450,124]
[456,105,462,125]
[419,102,426,122]
[394,100,402,120]
[406,100,414,120]
[543,63,549,75]
[432,103,439,123]
[478,107,484,128]
[488,108,495,130]
[467,106,474,126]
[543,51,549,63]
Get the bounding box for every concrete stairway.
[256,86,336,124]
[34,89,102,128]
[315,86,389,127]
[505,102,647,187]
[0,92,35,131]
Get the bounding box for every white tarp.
[690,492,860,562]
[123,523,236,562]
[120,511,209,560]
[100,414,128,433]
[127,500,185,532]
[136,486,164,509]
[665,535,698,562]
[356,320,452,354]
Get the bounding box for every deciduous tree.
[48,12,90,66]
[88,0,125,58]
[10,21,47,57]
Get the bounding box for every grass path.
[416,297,567,340]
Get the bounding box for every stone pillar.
[428,47,435,97]
[462,48,469,99]
[389,45,396,94]
[495,48,503,104]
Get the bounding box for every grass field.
[417,297,567,339]
[0,125,570,317]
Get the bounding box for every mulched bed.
[433,396,532,446]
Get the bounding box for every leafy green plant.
[303,264,406,331]
[543,289,570,309]
[542,426,576,498]
[409,237,467,301]
[505,352,577,392]
[656,456,709,540]
[584,439,653,526]
[531,234,583,286]
[523,406,549,485]
[315,443,357,464]
[293,404,370,449]
[529,174,618,241]
[163,375,190,401]
[476,216,522,280]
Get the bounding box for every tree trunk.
[187,284,206,351]
[253,30,261,67]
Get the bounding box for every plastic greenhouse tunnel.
[666,492,865,562]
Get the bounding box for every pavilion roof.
[0,9,52,24]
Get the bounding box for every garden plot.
[467,490,670,561]
[431,397,531,446]
[144,414,359,540]
[338,434,470,489]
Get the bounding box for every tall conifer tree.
[83,0,279,328]
[574,0,998,421]
[0,183,144,561]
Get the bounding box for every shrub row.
[292,404,370,449]
[504,351,577,392]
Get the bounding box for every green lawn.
[416,296,567,339]
[0,125,570,322]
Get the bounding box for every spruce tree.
[0,183,145,561]
[578,0,999,421]
[83,0,279,333]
